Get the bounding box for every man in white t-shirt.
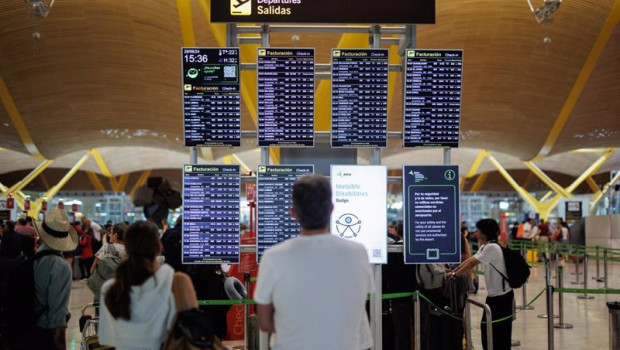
[254,175,374,350]
[452,218,514,350]
[82,217,103,241]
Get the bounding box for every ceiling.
[0,0,619,191]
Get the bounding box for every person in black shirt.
[0,221,22,259]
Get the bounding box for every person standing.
[78,228,95,278]
[0,221,21,259]
[452,218,514,350]
[254,175,374,350]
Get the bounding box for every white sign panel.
[330,165,387,264]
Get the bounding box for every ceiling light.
[526,0,562,24]
[25,0,54,19]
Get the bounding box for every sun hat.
[34,207,79,252]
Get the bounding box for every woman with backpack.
[87,223,127,303]
[98,220,198,350]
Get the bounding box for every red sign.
[71,203,78,212]
[58,201,64,210]
[500,213,507,244]
[6,195,14,209]
[246,184,256,201]
[41,199,48,212]
[24,198,31,211]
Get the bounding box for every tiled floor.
[65,258,616,349]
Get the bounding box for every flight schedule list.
[404,49,462,148]
[331,49,388,147]
[182,165,240,264]
[257,165,313,260]
[257,48,315,147]
[182,48,240,147]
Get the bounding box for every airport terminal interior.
[1,0,620,349]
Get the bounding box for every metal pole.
[519,246,534,310]
[371,265,382,350]
[594,245,601,280]
[604,249,609,289]
[546,262,555,350]
[465,301,472,350]
[244,273,251,350]
[571,252,584,284]
[444,148,451,165]
[190,147,198,164]
[554,266,574,329]
[261,148,270,165]
[483,304,493,350]
[538,260,558,319]
[414,292,421,350]
[578,254,595,299]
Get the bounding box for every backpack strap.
[487,242,507,292]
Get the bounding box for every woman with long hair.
[98,220,196,350]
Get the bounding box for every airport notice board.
[404,165,460,264]
[257,165,313,261]
[212,0,435,24]
[182,165,241,264]
[182,48,241,147]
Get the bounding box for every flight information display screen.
[182,48,240,147]
[331,49,389,148]
[257,48,314,147]
[257,165,314,261]
[182,165,240,264]
[403,49,462,148]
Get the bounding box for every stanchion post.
[594,245,601,281]
[578,254,595,299]
[604,249,609,289]
[414,291,421,350]
[519,279,534,310]
[546,262,555,350]
[244,273,251,350]
[571,251,584,285]
[554,266,573,329]
[538,260,558,319]
[465,300,472,350]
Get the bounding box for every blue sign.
[404,165,460,264]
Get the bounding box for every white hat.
[34,207,78,252]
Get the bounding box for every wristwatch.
[451,272,456,277]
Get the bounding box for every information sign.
[404,165,460,264]
[182,48,241,147]
[183,165,240,264]
[257,48,314,147]
[331,49,388,148]
[330,165,387,264]
[211,0,435,24]
[403,49,462,148]
[257,165,313,260]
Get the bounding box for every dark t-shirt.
[0,231,22,259]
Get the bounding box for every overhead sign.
[404,49,462,148]
[330,165,387,264]
[211,0,435,24]
[565,201,583,222]
[404,165,460,264]
[183,165,241,264]
[182,47,241,147]
[257,165,313,261]
[331,49,388,148]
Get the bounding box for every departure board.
[257,165,314,261]
[403,49,462,148]
[257,48,315,147]
[331,49,389,148]
[182,48,240,147]
[182,165,240,264]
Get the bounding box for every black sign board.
[404,49,462,148]
[182,48,241,147]
[257,165,314,260]
[211,0,435,24]
[257,48,314,147]
[404,165,460,264]
[331,49,388,148]
[565,201,583,222]
[182,165,240,264]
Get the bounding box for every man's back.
[254,234,373,350]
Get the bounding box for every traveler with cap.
[28,208,79,350]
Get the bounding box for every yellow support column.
[86,171,106,192]
[130,170,153,198]
[0,183,25,210]
[586,176,602,195]
[590,171,620,213]
[29,151,92,216]
[470,172,489,192]
[523,161,571,198]
[1,159,54,196]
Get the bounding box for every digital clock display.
[182,47,241,147]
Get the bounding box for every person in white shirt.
[82,217,103,242]
[254,175,374,350]
[452,218,514,350]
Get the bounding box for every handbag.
[163,274,227,350]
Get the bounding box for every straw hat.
[34,207,78,252]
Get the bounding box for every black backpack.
[0,250,62,340]
[489,242,531,289]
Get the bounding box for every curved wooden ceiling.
[0,0,618,174]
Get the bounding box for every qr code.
[372,249,382,259]
[224,65,236,78]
